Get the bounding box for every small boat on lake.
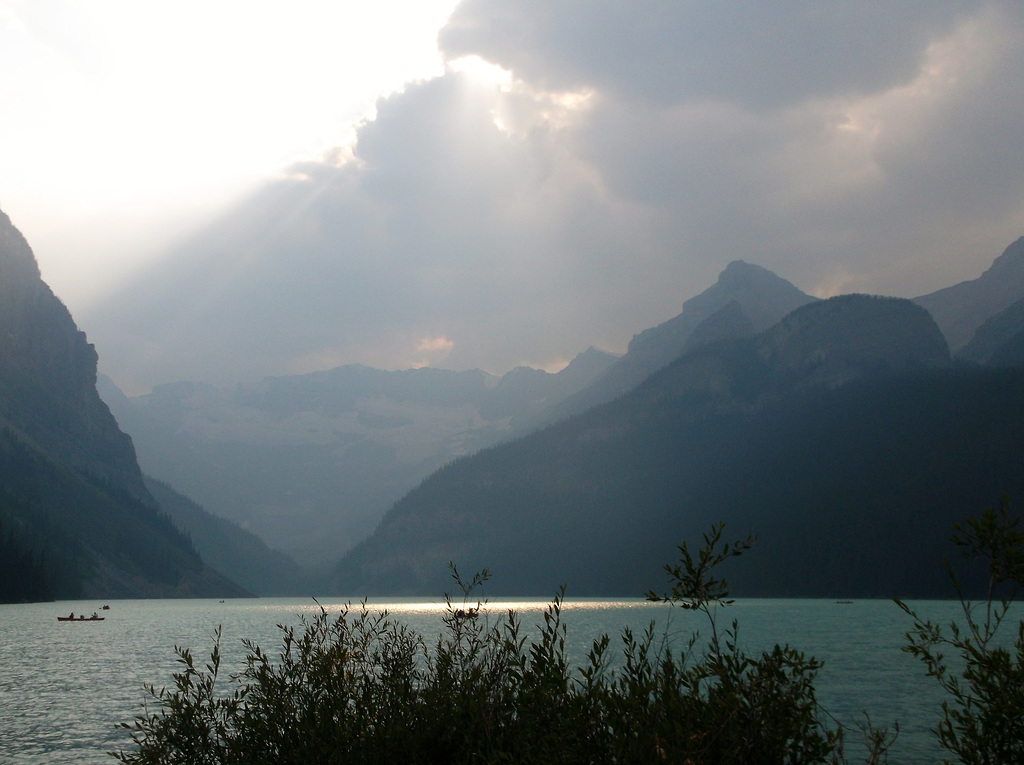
[57,613,105,622]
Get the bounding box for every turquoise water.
[0,597,972,762]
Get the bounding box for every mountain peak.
[717,259,786,286]
[0,208,42,285]
[540,262,817,423]
[982,235,1024,280]
[915,236,1024,352]
[559,346,619,374]
[678,260,818,334]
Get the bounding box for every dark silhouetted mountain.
[326,295,1008,598]
[988,333,1024,367]
[546,346,622,391]
[915,236,1024,353]
[143,476,310,596]
[0,213,145,499]
[0,209,245,600]
[543,260,818,422]
[494,347,622,426]
[956,296,1024,366]
[756,294,949,390]
[682,300,755,353]
[1,515,54,602]
[98,348,617,570]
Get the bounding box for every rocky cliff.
[0,211,146,497]
[0,209,244,599]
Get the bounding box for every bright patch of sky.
[0,0,458,299]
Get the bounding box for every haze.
[2,1,1023,394]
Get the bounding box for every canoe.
[57,616,105,622]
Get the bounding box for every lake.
[0,596,974,763]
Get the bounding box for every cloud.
[439,1,979,108]
[81,1,1024,394]
[86,71,647,391]
[417,336,455,353]
[412,335,456,368]
[443,0,1024,294]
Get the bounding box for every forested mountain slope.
[144,477,310,596]
[329,295,1024,598]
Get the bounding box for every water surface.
[0,597,969,763]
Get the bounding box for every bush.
[897,496,1024,765]
[115,528,880,764]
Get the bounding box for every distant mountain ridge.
[330,294,990,597]
[620,294,948,423]
[84,232,1024,597]
[8,188,1024,602]
[542,260,818,423]
[102,259,827,577]
[915,236,1024,352]
[957,296,1024,366]
[99,346,619,571]
[0,209,245,600]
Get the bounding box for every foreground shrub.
[641,525,845,764]
[115,529,875,764]
[897,496,1024,765]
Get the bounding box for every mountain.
[99,348,618,570]
[956,296,1024,366]
[915,236,1024,353]
[0,214,146,499]
[541,260,818,423]
[325,294,1021,598]
[0,209,245,601]
[143,476,310,596]
[97,262,813,575]
[756,293,949,389]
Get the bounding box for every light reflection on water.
[0,597,967,763]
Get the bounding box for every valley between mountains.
[4,200,1024,599]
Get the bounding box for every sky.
[3,1,1024,394]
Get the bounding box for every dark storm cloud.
[438,0,1024,292]
[440,1,977,108]
[83,1,1024,393]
